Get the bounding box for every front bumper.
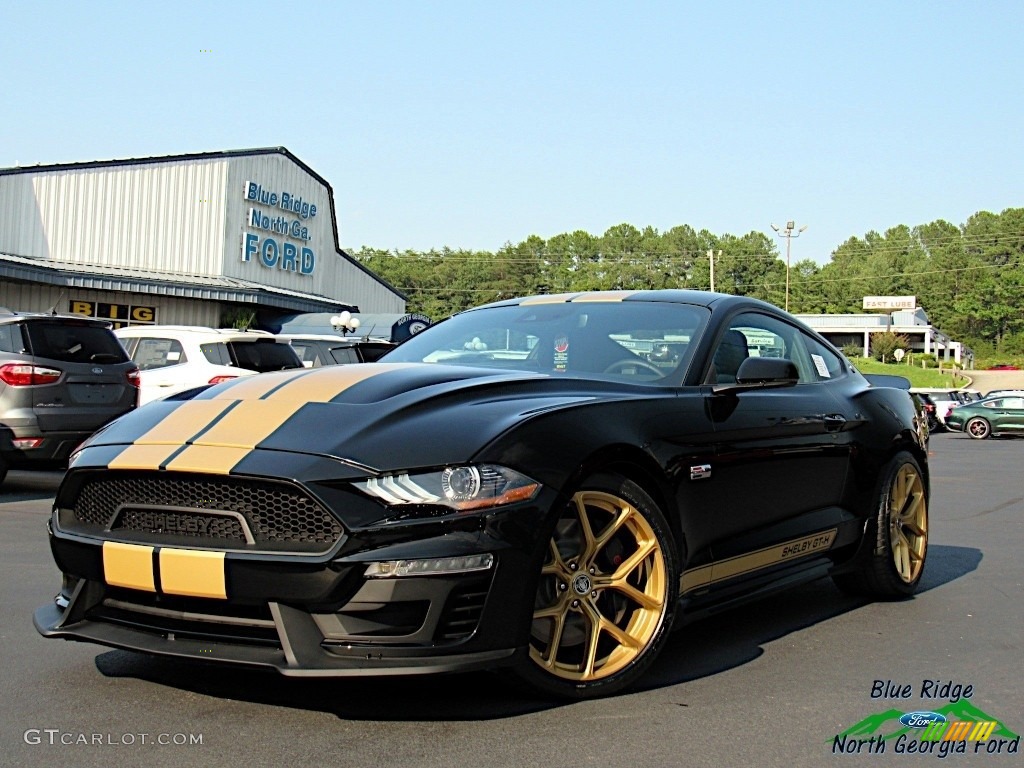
[35,470,555,677]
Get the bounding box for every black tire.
[0,454,7,489]
[833,451,928,598]
[515,473,679,699]
[966,417,991,440]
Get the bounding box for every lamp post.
[770,220,807,312]
[330,311,361,336]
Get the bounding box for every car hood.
[76,363,653,476]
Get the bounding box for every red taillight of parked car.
[125,367,141,388]
[0,363,62,386]
[208,375,239,385]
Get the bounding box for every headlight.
[355,464,540,511]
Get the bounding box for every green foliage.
[869,332,910,363]
[840,341,864,360]
[351,208,1024,354]
[220,307,256,330]
[852,359,967,388]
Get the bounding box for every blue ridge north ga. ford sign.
[241,181,318,275]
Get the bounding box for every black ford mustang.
[35,290,929,699]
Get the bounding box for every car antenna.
[47,290,67,315]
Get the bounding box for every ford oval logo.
[900,711,947,728]
[91,367,103,374]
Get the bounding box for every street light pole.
[770,220,808,312]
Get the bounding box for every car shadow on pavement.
[92,544,981,721]
[639,544,982,693]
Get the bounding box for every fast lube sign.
[241,181,317,275]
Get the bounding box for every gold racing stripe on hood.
[108,399,236,471]
[119,364,418,475]
[253,363,417,403]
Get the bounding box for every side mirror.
[713,357,799,394]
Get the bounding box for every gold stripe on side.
[680,565,713,594]
[711,529,837,584]
[159,549,227,599]
[102,542,156,592]
[680,529,838,594]
[519,293,580,305]
[571,290,635,302]
[163,445,251,475]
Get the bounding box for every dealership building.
[0,147,404,328]
[797,296,971,367]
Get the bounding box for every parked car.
[115,326,303,405]
[987,363,1020,371]
[911,392,940,433]
[0,309,138,487]
[275,333,395,367]
[37,290,929,699]
[983,389,1024,400]
[910,388,965,431]
[945,395,1024,439]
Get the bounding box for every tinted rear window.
[24,322,129,364]
[227,340,302,372]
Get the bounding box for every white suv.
[115,327,303,405]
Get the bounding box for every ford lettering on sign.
[899,711,947,728]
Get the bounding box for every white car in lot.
[115,326,303,404]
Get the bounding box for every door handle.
[823,413,847,431]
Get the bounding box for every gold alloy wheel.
[888,463,928,583]
[529,490,668,682]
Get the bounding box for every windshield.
[24,321,129,364]
[384,301,709,383]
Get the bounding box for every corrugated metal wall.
[0,283,220,327]
[0,161,229,276]
[0,150,405,315]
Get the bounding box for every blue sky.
[2,1,1021,263]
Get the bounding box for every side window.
[0,323,24,353]
[291,342,322,367]
[328,346,360,364]
[982,400,1001,409]
[200,342,232,366]
[1001,397,1023,409]
[798,333,845,382]
[132,338,186,370]
[709,313,798,384]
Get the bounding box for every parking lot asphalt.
[1,432,1020,768]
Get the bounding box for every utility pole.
[770,221,808,312]
[708,249,722,292]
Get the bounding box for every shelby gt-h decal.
[36,290,929,699]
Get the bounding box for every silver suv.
[0,310,139,487]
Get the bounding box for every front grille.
[69,472,344,553]
[115,508,248,543]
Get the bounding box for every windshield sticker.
[554,335,569,371]
[812,354,831,378]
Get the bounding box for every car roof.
[114,326,279,341]
[0,309,114,328]
[470,289,745,312]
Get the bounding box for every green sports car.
[945,395,1024,439]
